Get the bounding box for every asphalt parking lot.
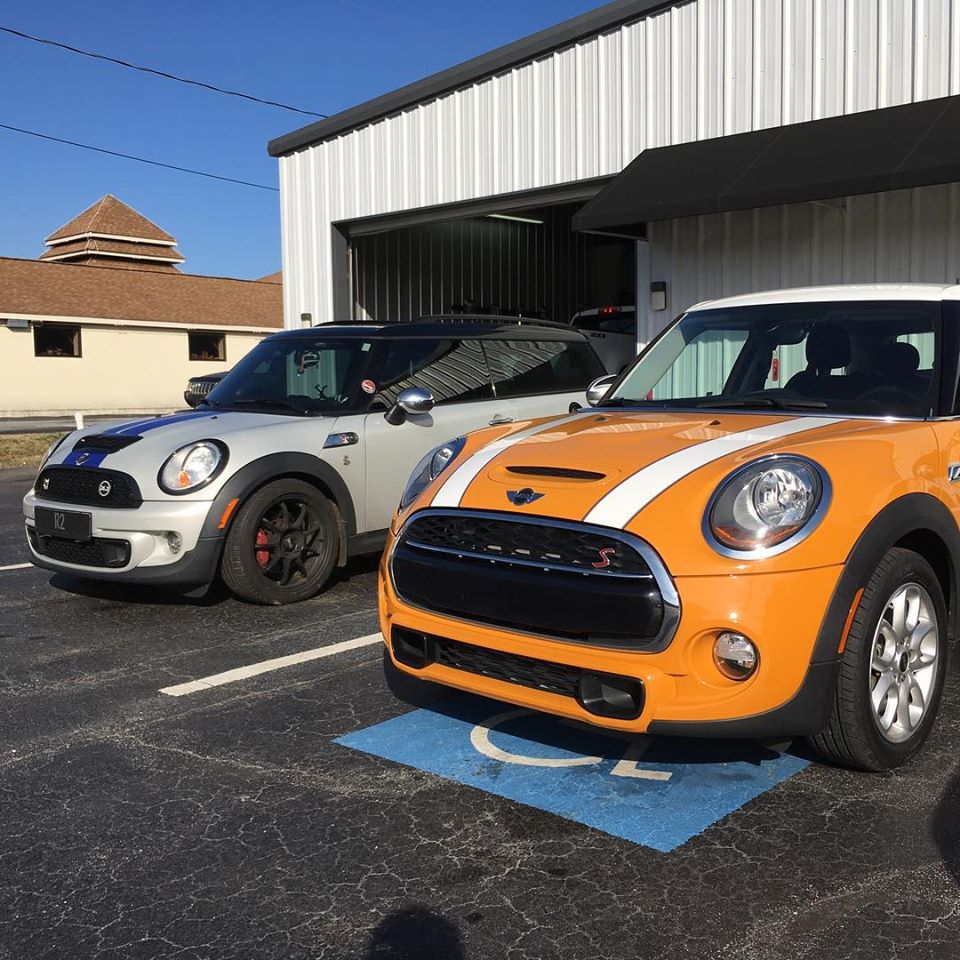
[2,465,960,960]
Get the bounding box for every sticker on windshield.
[361,379,377,395]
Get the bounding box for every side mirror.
[385,387,435,425]
[586,374,618,407]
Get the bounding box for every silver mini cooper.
[23,317,604,604]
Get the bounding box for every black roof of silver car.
[272,315,589,341]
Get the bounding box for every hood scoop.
[73,433,142,453]
[506,465,606,482]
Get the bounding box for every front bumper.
[23,490,221,588]
[379,540,846,737]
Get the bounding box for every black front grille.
[73,434,142,453]
[35,467,142,509]
[33,535,130,568]
[391,627,645,719]
[393,511,678,650]
[403,511,647,576]
[191,380,215,396]
[434,635,581,697]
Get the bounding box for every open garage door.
[347,202,635,328]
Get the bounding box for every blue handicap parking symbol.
[336,695,810,852]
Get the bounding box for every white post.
[74,412,84,430]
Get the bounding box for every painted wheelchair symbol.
[470,708,673,781]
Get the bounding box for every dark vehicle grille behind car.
[35,467,143,509]
[28,530,130,568]
[391,510,677,650]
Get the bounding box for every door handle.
[489,415,514,426]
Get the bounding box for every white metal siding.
[279,0,960,327]
[647,184,960,325]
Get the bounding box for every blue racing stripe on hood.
[106,412,218,436]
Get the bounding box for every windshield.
[205,337,374,416]
[609,301,940,418]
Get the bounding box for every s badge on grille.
[98,480,112,498]
[75,452,91,465]
[592,547,617,569]
[41,478,50,491]
[507,488,544,506]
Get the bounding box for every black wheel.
[809,548,948,771]
[220,479,339,605]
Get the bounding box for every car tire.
[809,547,948,771]
[220,479,339,605]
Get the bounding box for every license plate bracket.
[35,507,93,541]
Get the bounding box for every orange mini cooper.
[379,285,960,771]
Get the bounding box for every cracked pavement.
[1,466,959,959]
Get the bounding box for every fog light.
[167,532,183,555]
[713,632,758,681]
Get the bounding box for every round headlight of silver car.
[705,455,829,557]
[158,440,227,494]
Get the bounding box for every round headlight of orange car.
[705,455,829,557]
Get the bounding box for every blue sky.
[0,0,603,279]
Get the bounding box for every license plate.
[34,507,92,541]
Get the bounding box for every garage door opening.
[348,202,635,331]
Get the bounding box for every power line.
[0,25,327,119]
[0,123,280,192]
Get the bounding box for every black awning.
[573,95,960,233]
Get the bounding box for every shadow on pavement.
[932,758,960,887]
[48,573,231,607]
[360,906,465,960]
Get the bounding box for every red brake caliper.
[255,529,271,569]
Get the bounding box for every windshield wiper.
[695,396,828,410]
[230,399,313,416]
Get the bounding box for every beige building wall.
[1,320,271,417]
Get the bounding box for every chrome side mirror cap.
[385,387,435,425]
[586,374,618,407]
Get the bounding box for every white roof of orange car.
[689,284,960,311]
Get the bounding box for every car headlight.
[36,433,69,476]
[400,437,466,509]
[158,440,228,494]
[705,455,829,556]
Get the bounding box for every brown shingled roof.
[257,271,282,283]
[46,195,177,244]
[0,257,282,329]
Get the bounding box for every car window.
[208,338,374,414]
[376,338,494,405]
[483,340,605,398]
[613,302,940,418]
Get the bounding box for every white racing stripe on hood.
[431,413,587,508]
[584,416,842,529]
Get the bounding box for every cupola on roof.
[39,195,185,271]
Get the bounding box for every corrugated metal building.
[269,0,960,347]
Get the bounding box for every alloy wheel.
[253,497,327,588]
[869,582,939,743]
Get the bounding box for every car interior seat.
[785,324,862,398]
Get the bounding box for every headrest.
[806,324,851,371]
[879,341,921,375]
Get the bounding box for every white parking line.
[159,633,385,697]
[0,562,32,572]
